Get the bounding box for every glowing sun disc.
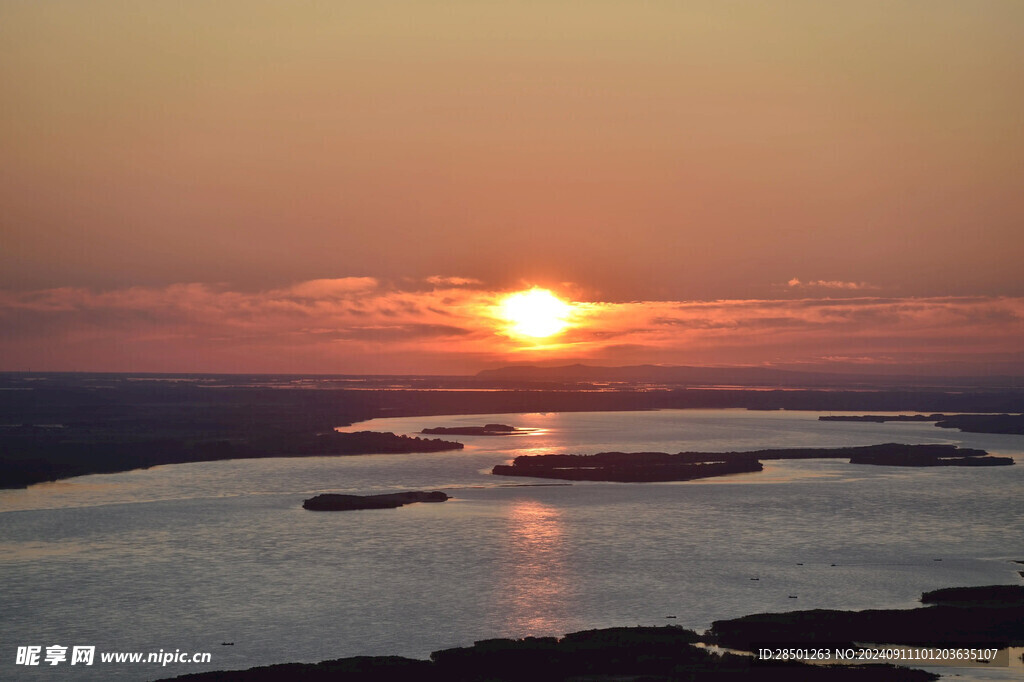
[498,288,572,338]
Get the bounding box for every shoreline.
[0,430,463,489]
[4,395,1019,675]
[4,382,1023,488]
[154,585,1024,681]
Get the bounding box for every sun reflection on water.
[498,499,573,635]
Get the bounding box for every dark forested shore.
[157,584,1024,681]
[709,584,1024,650]
[0,429,462,489]
[3,373,1022,488]
[157,626,938,682]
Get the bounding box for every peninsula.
[492,444,1011,482]
[1,430,463,489]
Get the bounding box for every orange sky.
[1,2,1022,373]
[1,278,1021,374]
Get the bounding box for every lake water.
[1,409,1023,680]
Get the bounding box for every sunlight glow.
[498,288,573,338]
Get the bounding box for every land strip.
[491,444,1012,482]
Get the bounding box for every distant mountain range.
[475,364,1024,389]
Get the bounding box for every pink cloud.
[425,276,483,286]
[786,278,879,291]
[565,296,1024,369]
[281,277,379,298]
[0,281,1021,374]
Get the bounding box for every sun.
[497,288,573,339]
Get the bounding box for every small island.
[820,413,1024,435]
[421,423,524,436]
[492,444,1011,482]
[819,414,942,423]
[302,491,449,511]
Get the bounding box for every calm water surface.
[1,410,1022,680]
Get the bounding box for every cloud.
[0,278,512,372]
[590,296,1024,368]
[0,280,1021,374]
[281,277,379,298]
[329,324,474,341]
[786,278,879,291]
[426,276,483,286]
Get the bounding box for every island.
[302,490,449,511]
[493,451,764,482]
[820,413,1024,435]
[491,444,1011,482]
[421,423,524,436]
[820,414,941,423]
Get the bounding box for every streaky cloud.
[0,281,1021,374]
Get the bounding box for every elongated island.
[303,491,449,511]
[421,423,525,436]
[820,413,1024,435]
[492,444,1012,482]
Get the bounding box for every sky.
[1,1,1022,374]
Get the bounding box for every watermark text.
[16,645,211,667]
